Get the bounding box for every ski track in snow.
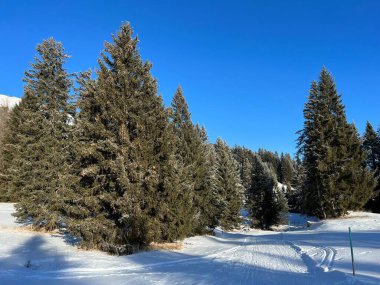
[0,203,379,285]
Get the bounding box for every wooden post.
[349,227,355,276]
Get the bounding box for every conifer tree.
[0,103,27,202]
[362,122,380,212]
[0,39,75,229]
[287,156,304,212]
[362,122,380,172]
[167,87,197,236]
[168,88,217,234]
[68,23,176,253]
[248,155,287,229]
[232,146,254,191]
[297,68,375,218]
[192,125,219,231]
[212,138,243,230]
[280,153,294,188]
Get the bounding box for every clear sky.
[1,0,379,155]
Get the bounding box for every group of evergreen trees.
[297,68,377,219]
[0,22,378,254]
[233,147,290,229]
[0,23,244,254]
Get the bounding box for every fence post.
[349,227,355,276]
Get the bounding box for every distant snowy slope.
[0,94,21,108]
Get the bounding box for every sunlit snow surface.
[0,95,21,109]
[0,203,379,284]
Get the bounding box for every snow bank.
[0,94,21,109]
[0,203,379,285]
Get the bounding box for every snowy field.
[0,203,379,285]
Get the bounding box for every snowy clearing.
[0,203,379,285]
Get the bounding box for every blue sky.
[1,0,379,154]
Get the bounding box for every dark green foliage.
[192,125,218,231]
[232,146,255,191]
[362,122,380,212]
[257,149,281,180]
[213,138,243,230]
[287,156,304,212]
[297,68,375,219]
[247,155,288,229]
[66,23,175,254]
[0,104,23,202]
[170,88,216,233]
[362,122,380,171]
[0,105,11,201]
[279,153,294,188]
[0,39,76,230]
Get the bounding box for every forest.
[0,23,379,255]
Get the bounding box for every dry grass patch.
[146,242,183,251]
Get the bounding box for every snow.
[277,182,295,193]
[0,203,379,284]
[0,94,21,109]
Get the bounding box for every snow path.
[1,203,379,285]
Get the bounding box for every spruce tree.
[0,103,27,202]
[362,122,380,212]
[297,68,375,218]
[192,125,219,231]
[167,86,197,236]
[248,155,287,229]
[68,23,176,254]
[167,88,217,235]
[0,39,75,229]
[280,153,294,188]
[212,138,243,230]
[362,122,380,171]
[232,146,254,191]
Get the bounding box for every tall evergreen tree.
[232,146,255,191]
[0,103,28,202]
[280,153,294,188]
[362,122,380,212]
[167,86,197,236]
[297,68,375,218]
[0,39,75,229]
[212,138,243,230]
[167,88,217,234]
[362,122,380,172]
[248,155,288,229]
[68,23,179,254]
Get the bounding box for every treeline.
[0,23,247,254]
[0,23,379,255]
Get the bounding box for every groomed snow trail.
[1,203,379,285]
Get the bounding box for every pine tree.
[213,138,243,230]
[362,122,380,212]
[192,125,219,231]
[167,86,197,237]
[0,39,75,229]
[0,105,10,201]
[68,23,177,254]
[362,122,380,171]
[287,156,304,212]
[297,68,375,218]
[248,155,287,229]
[280,153,294,188]
[232,146,254,191]
[0,103,27,202]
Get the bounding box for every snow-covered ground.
[0,203,379,285]
[0,95,21,109]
